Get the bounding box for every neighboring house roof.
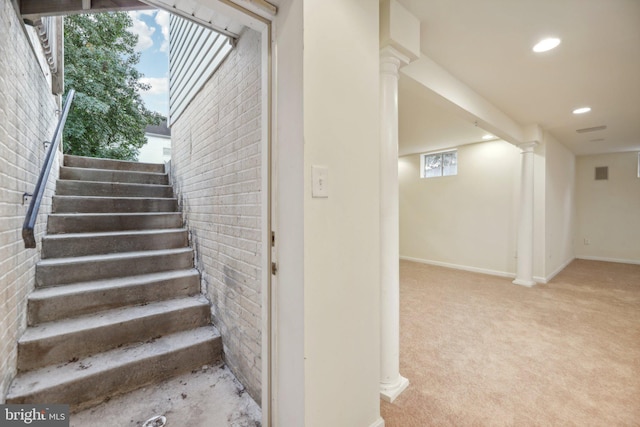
[145,119,171,137]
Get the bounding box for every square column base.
[380,375,409,403]
[512,278,536,287]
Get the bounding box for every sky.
[128,10,170,118]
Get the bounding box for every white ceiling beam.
[401,54,527,145]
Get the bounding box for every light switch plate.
[312,165,328,198]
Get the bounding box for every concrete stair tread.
[58,179,172,188]
[47,213,183,234]
[64,155,165,173]
[30,269,199,300]
[60,166,168,184]
[41,227,189,258]
[20,295,209,344]
[48,212,179,217]
[37,247,193,267]
[58,179,173,188]
[28,269,200,324]
[61,165,167,175]
[56,180,173,197]
[7,326,221,407]
[42,228,187,241]
[54,195,176,201]
[36,248,194,287]
[52,196,178,214]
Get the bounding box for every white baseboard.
[400,256,516,279]
[536,257,575,284]
[576,255,640,266]
[369,417,385,427]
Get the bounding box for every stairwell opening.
[2,0,275,424]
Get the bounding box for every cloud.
[128,11,156,51]
[140,77,169,95]
[155,10,170,53]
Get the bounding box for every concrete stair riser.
[60,167,169,185]
[53,196,178,213]
[36,249,194,287]
[41,229,189,259]
[56,180,174,198]
[28,270,201,325]
[7,327,222,411]
[18,297,210,372]
[47,213,183,234]
[64,154,165,173]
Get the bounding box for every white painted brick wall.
[170,29,263,403]
[0,1,60,401]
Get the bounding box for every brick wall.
[0,1,59,401]
[170,28,263,403]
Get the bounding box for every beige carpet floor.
[381,259,640,426]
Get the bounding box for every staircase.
[7,154,221,410]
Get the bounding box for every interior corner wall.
[543,133,576,280]
[302,0,381,425]
[169,28,263,402]
[575,151,640,264]
[0,1,59,401]
[399,140,521,277]
[533,142,546,281]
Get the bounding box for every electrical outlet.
[584,238,591,245]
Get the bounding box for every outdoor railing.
[22,89,75,248]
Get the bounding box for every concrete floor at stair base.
[70,364,261,427]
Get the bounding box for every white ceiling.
[397,0,640,157]
[398,76,494,156]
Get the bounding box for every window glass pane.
[424,154,442,178]
[442,151,457,176]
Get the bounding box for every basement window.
[420,150,458,178]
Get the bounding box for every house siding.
[0,2,59,401]
[169,28,262,402]
[168,14,233,124]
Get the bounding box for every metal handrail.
[22,89,75,248]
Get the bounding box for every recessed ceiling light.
[533,37,561,53]
[572,107,591,114]
[482,134,494,140]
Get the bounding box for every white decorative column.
[379,0,419,403]
[379,46,410,403]
[513,141,538,287]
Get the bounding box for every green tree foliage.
[63,12,163,160]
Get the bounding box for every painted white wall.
[137,134,170,164]
[399,140,521,277]
[575,151,640,264]
[544,133,576,279]
[303,0,381,426]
